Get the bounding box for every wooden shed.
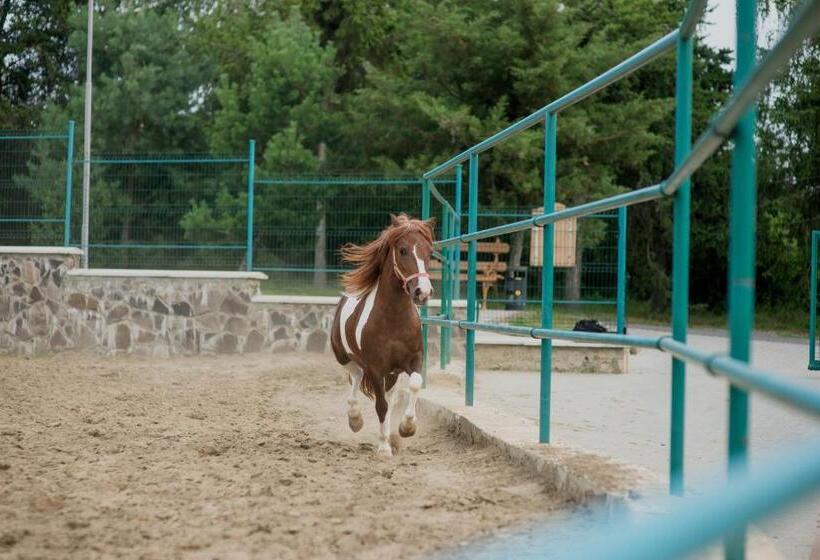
[529,203,577,267]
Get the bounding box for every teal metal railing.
[422,0,820,557]
[0,121,75,247]
[421,182,629,373]
[418,176,457,377]
[811,230,819,370]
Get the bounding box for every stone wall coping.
[0,246,84,256]
[253,295,341,305]
[475,331,628,349]
[66,268,269,280]
[252,294,467,309]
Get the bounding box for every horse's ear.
[424,217,437,232]
[390,214,402,227]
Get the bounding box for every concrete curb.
[418,394,662,515]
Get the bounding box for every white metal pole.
[80,0,94,268]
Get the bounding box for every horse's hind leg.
[399,371,423,438]
[374,377,393,458]
[345,362,364,433]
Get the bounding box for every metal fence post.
[811,231,819,370]
[670,30,693,497]
[726,0,757,556]
[421,178,431,384]
[465,154,479,406]
[63,121,76,247]
[445,211,454,365]
[440,208,451,370]
[246,140,256,272]
[540,112,557,444]
[454,165,463,303]
[616,206,628,334]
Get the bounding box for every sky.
[701,0,782,57]
[702,0,737,53]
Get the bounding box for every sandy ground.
[0,352,564,560]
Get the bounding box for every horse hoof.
[399,418,416,438]
[376,444,393,458]
[348,412,364,433]
[389,433,402,454]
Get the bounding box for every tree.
[0,0,77,129]
[203,6,337,156]
[26,1,220,266]
[756,0,820,308]
[12,0,800,316]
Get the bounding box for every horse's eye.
[399,247,407,256]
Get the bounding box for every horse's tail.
[359,371,379,400]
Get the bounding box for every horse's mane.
[341,214,434,295]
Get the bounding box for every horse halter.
[392,247,430,295]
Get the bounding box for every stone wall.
[251,295,467,357]
[63,270,268,357]
[251,297,337,354]
[0,248,467,358]
[1,248,619,372]
[0,248,83,355]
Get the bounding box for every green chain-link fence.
[75,153,250,269]
[1,128,623,332]
[0,122,75,246]
[252,176,425,294]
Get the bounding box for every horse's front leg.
[388,374,408,454]
[399,371,423,438]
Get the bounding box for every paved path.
[442,327,820,558]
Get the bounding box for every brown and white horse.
[330,214,435,457]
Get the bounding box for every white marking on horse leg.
[377,381,396,457]
[413,244,433,297]
[345,362,364,433]
[389,375,408,453]
[354,285,379,350]
[399,371,423,438]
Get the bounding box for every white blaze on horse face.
[339,295,360,355]
[412,244,433,297]
[355,285,379,351]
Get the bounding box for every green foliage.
[180,189,246,243]
[62,2,210,153]
[756,0,820,307]
[0,0,75,129]
[261,123,321,173]
[205,7,337,157]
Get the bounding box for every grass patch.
[500,303,616,330]
[627,300,808,337]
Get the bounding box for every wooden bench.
[429,239,510,308]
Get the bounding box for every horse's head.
[389,214,435,305]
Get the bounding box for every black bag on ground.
[573,319,608,333]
